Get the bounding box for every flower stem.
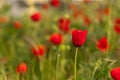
[92,66,98,80]
[74,47,79,80]
[17,74,20,80]
[56,53,60,80]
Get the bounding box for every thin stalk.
[91,66,98,80]
[74,47,79,80]
[107,0,112,54]
[56,54,60,80]
[68,69,81,80]
[17,74,20,80]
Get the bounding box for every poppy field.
[0,0,120,80]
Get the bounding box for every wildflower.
[31,12,41,22]
[104,7,110,15]
[13,21,22,29]
[84,0,90,3]
[0,16,8,23]
[110,67,120,80]
[97,37,110,52]
[41,4,49,10]
[114,25,120,34]
[31,45,46,57]
[58,17,71,33]
[50,0,60,8]
[16,62,27,74]
[72,30,87,47]
[84,16,91,26]
[72,29,87,80]
[115,18,120,24]
[50,33,63,45]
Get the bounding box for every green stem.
[107,0,113,54]
[56,54,60,80]
[74,47,79,80]
[68,69,81,80]
[92,66,98,80]
[17,74,20,80]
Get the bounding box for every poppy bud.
[72,30,87,47]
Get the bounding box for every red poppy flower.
[72,30,87,47]
[84,0,90,3]
[97,37,110,52]
[69,3,77,11]
[104,7,110,15]
[41,4,49,10]
[115,18,120,24]
[84,16,91,26]
[31,12,41,22]
[110,67,120,80]
[114,25,120,34]
[58,17,71,33]
[31,45,46,57]
[59,17,70,23]
[0,16,8,23]
[73,10,83,19]
[50,33,63,45]
[16,62,27,74]
[50,0,60,7]
[13,21,22,29]
[59,24,70,33]
[73,11,80,19]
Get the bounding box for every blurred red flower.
[69,3,77,11]
[50,33,63,45]
[114,25,120,34]
[31,45,46,57]
[104,7,110,15]
[58,17,71,33]
[16,62,27,74]
[110,67,120,80]
[115,18,120,24]
[13,21,22,29]
[84,0,90,3]
[97,37,110,52]
[72,30,87,47]
[31,12,41,22]
[41,4,49,10]
[0,16,8,23]
[59,18,70,24]
[50,0,60,8]
[73,10,83,19]
[84,16,91,26]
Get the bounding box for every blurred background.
[0,0,120,80]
